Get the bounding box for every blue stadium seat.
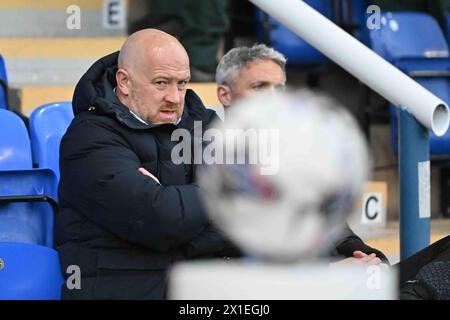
[0,54,8,109]
[30,102,74,180]
[0,243,63,299]
[0,108,58,247]
[339,0,371,45]
[369,12,450,155]
[0,169,57,247]
[0,109,32,170]
[255,0,334,68]
[446,14,450,45]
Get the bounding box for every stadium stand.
[1,0,450,300]
[0,109,57,247]
[0,0,124,37]
[369,12,450,155]
[254,0,333,69]
[0,109,31,169]
[339,0,371,45]
[30,102,74,180]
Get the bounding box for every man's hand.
[331,251,389,270]
[352,250,382,264]
[138,167,161,184]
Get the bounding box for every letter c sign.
[361,193,383,224]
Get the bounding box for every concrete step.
[0,37,221,115]
[0,0,126,37]
[0,37,125,86]
[17,83,222,117]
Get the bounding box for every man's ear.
[217,84,232,108]
[116,68,130,96]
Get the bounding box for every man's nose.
[164,84,182,104]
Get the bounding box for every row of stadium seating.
[0,103,72,245]
[0,104,72,299]
[256,1,450,70]
[255,0,374,70]
[257,5,450,156]
[2,12,450,155]
[370,12,450,155]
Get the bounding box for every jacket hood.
[72,51,216,129]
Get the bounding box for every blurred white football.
[197,90,371,262]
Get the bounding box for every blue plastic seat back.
[30,102,74,180]
[340,0,370,26]
[255,0,334,67]
[446,14,450,46]
[389,76,450,155]
[340,0,371,45]
[0,54,8,109]
[0,243,63,299]
[0,169,57,247]
[369,12,449,64]
[368,12,450,155]
[0,109,32,170]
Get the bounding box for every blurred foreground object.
[197,90,370,262]
[169,260,396,299]
[169,90,397,299]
